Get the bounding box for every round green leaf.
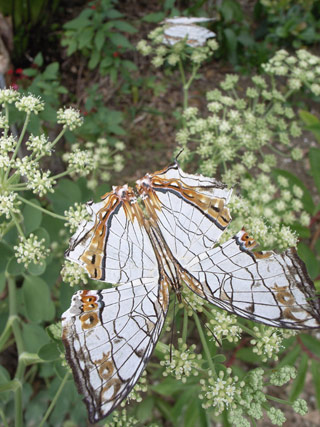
[23,276,55,322]
[38,342,61,361]
[6,256,25,276]
[22,323,50,353]
[23,199,43,235]
[27,260,47,276]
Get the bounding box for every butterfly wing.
[65,188,157,284]
[184,230,320,329]
[137,162,232,265]
[62,276,169,423]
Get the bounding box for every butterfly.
[62,162,320,423]
[162,17,216,47]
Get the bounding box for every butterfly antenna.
[169,292,177,363]
[174,148,184,165]
[183,297,222,347]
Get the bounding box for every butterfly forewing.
[65,187,158,283]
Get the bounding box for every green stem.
[8,276,25,427]
[182,308,188,343]
[193,312,216,374]
[16,195,66,221]
[0,408,9,427]
[39,372,70,427]
[52,168,77,180]
[5,112,30,180]
[11,213,24,237]
[178,59,188,115]
[266,394,290,405]
[268,144,288,157]
[0,315,13,353]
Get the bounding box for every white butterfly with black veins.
[62,162,320,423]
[162,16,215,47]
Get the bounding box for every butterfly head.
[112,184,135,201]
[136,174,152,196]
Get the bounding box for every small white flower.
[26,170,56,196]
[15,95,44,114]
[0,135,16,153]
[57,107,83,130]
[26,134,51,156]
[0,88,19,105]
[65,148,95,175]
[0,192,21,218]
[136,39,152,56]
[64,203,90,233]
[14,234,49,268]
[61,260,88,287]
[114,140,125,151]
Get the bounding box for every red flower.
[113,52,120,58]
[16,68,23,75]
[90,5,96,9]
[12,83,19,90]
[7,69,14,75]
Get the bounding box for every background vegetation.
[0,0,320,426]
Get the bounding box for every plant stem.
[16,195,66,221]
[11,213,24,237]
[0,408,9,427]
[5,112,30,180]
[266,394,290,405]
[39,372,70,427]
[182,308,188,343]
[52,168,77,180]
[193,312,216,374]
[8,276,26,427]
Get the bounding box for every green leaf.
[105,9,123,19]
[109,33,133,49]
[112,20,137,34]
[27,260,47,276]
[23,276,55,322]
[136,396,154,423]
[151,378,187,395]
[300,334,320,356]
[142,12,165,23]
[309,147,320,193]
[43,62,59,80]
[34,52,44,66]
[299,110,320,143]
[88,49,101,69]
[277,343,300,367]
[6,256,24,276]
[23,199,42,235]
[0,272,5,293]
[22,323,50,353]
[0,241,13,272]
[38,342,60,361]
[0,366,10,403]
[78,27,94,49]
[47,179,82,214]
[94,29,105,51]
[297,242,319,280]
[289,352,308,402]
[311,361,320,408]
[272,169,315,214]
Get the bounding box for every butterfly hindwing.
[185,230,320,329]
[62,276,169,423]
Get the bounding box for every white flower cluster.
[64,203,90,232]
[60,260,88,287]
[14,234,49,268]
[26,134,51,156]
[64,138,125,188]
[0,192,21,218]
[199,368,243,415]
[160,339,201,383]
[0,88,19,105]
[57,107,83,131]
[104,409,138,427]
[123,371,148,404]
[250,326,283,362]
[26,170,56,197]
[15,94,45,114]
[206,310,242,344]
[263,49,320,96]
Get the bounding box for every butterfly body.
[62,162,320,423]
